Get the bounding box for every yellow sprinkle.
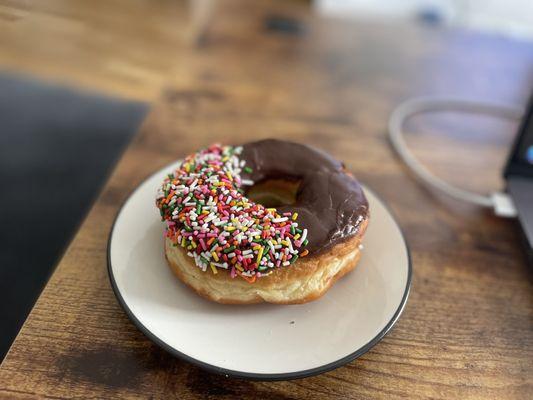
[256,246,264,265]
[185,164,190,172]
[254,235,261,240]
[292,213,298,221]
[241,226,248,232]
[227,171,233,181]
[191,241,197,249]
[235,264,244,272]
[212,252,219,262]
[181,237,186,247]
[225,226,236,232]
[294,234,301,240]
[253,245,261,251]
[267,208,276,213]
[281,240,290,246]
[210,264,218,274]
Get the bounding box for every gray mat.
[0,71,148,360]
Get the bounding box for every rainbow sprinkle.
[156,144,308,282]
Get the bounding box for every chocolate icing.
[241,139,369,255]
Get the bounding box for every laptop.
[504,95,533,264]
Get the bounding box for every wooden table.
[1,1,532,399]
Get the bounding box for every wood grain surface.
[1,1,533,399]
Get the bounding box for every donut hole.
[246,178,301,207]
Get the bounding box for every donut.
[156,139,369,304]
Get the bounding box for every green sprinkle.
[244,166,253,173]
[291,255,299,264]
[303,239,308,246]
[223,246,235,253]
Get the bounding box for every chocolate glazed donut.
[241,139,369,255]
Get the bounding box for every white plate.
[108,161,411,380]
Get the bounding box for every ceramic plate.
[108,161,411,380]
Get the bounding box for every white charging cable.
[388,96,524,217]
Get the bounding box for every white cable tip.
[491,192,517,218]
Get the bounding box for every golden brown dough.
[164,218,368,304]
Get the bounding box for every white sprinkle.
[204,214,216,223]
[301,229,308,243]
[287,240,294,253]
